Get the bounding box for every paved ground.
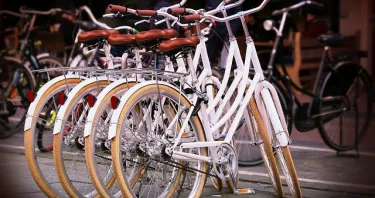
[0,128,374,197]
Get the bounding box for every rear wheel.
[24,78,81,197]
[317,64,372,151]
[53,79,112,197]
[236,77,291,166]
[85,81,136,197]
[0,57,35,138]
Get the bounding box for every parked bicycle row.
[0,0,372,197]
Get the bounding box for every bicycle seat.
[135,29,178,43]
[78,30,119,42]
[317,34,343,47]
[107,34,136,45]
[159,36,200,53]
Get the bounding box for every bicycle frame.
[168,10,289,163]
[264,1,333,118]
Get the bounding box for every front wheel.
[317,64,372,151]
[259,88,301,197]
[248,99,283,197]
[236,75,291,166]
[110,82,208,198]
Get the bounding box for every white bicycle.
[107,0,300,197]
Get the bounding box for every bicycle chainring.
[212,143,238,187]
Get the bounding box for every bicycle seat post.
[238,13,263,76]
[220,5,234,40]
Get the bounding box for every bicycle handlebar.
[272,0,323,16]
[80,6,136,33]
[167,8,186,15]
[20,7,62,15]
[0,10,26,18]
[205,0,245,16]
[168,0,245,18]
[169,0,187,9]
[79,6,112,30]
[107,4,189,27]
[137,10,157,17]
[181,14,201,23]
[181,0,269,23]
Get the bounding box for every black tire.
[317,63,372,151]
[0,57,35,138]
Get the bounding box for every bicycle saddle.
[159,36,200,53]
[77,30,119,42]
[107,34,137,45]
[135,29,178,43]
[317,34,343,47]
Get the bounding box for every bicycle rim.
[24,78,81,197]
[85,81,137,197]
[318,67,372,151]
[53,80,112,197]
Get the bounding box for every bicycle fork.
[254,81,290,148]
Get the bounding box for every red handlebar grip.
[181,14,201,23]
[108,4,127,14]
[136,10,157,16]
[167,8,186,15]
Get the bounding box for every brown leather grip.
[181,14,201,23]
[167,8,186,15]
[108,4,127,14]
[137,10,157,16]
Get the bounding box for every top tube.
[272,0,323,16]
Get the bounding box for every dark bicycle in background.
[0,8,66,138]
[236,0,373,166]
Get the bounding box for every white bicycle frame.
[163,0,291,163]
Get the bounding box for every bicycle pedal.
[234,188,255,195]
